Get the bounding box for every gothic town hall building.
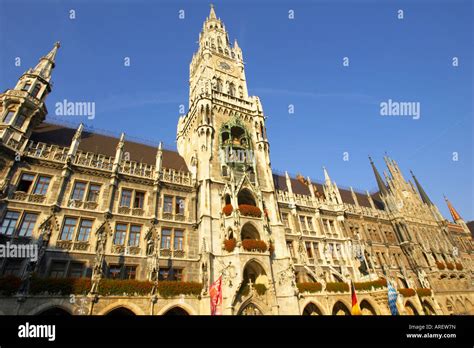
[0,6,472,315]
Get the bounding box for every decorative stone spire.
[323,166,331,185]
[444,195,462,222]
[410,170,433,206]
[31,41,60,81]
[369,156,389,196]
[366,190,376,210]
[350,186,360,207]
[67,123,83,158]
[209,3,217,19]
[155,142,163,174]
[285,171,293,195]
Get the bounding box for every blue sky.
[0,0,472,220]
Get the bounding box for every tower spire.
[410,170,433,205]
[369,156,388,196]
[444,195,462,221]
[209,3,217,19]
[31,41,60,81]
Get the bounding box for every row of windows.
[14,172,187,214]
[1,259,184,282]
[0,211,38,237]
[0,211,187,251]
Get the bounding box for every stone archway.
[303,302,323,315]
[162,307,189,316]
[405,301,419,316]
[332,301,351,316]
[106,307,136,316]
[360,299,377,315]
[241,222,260,240]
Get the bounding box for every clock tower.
[177,5,296,314]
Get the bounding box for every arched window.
[238,86,243,98]
[216,79,223,92]
[229,83,236,97]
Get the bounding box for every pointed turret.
[323,166,331,185]
[444,195,462,222]
[410,170,433,206]
[369,156,389,196]
[31,41,60,80]
[209,3,217,19]
[350,187,360,207]
[285,171,293,195]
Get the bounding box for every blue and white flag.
[387,280,399,315]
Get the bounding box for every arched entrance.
[360,300,377,315]
[241,222,260,240]
[238,303,263,315]
[163,307,189,316]
[405,301,419,316]
[242,260,268,288]
[106,307,136,316]
[38,307,71,316]
[303,303,323,315]
[332,301,351,316]
[238,188,256,206]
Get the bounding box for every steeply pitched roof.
[30,123,189,172]
[272,173,384,210]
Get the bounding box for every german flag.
[351,281,362,315]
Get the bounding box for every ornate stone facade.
[0,6,472,316]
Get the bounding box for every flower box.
[398,288,416,297]
[455,262,463,271]
[157,281,202,298]
[436,261,445,270]
[222,204,233,216]
[99,279,153,296]
[325,282,349,293]
[242,239,267,252]
[354,278,387,291]
[416,288,432,297]
[29,276,91,295]
[297,282,322,293]
[238,204,262,218]
[446,262,455,271]
[224,238,236,252]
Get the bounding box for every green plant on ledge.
[29,276,91,295]
[296,282,322,293]
[98,279,153,296]
[325,282,349,293]
[398,288,416,297]
[157,281,203,298]
[416,288,432,297]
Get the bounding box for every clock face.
[218,61,232,71]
